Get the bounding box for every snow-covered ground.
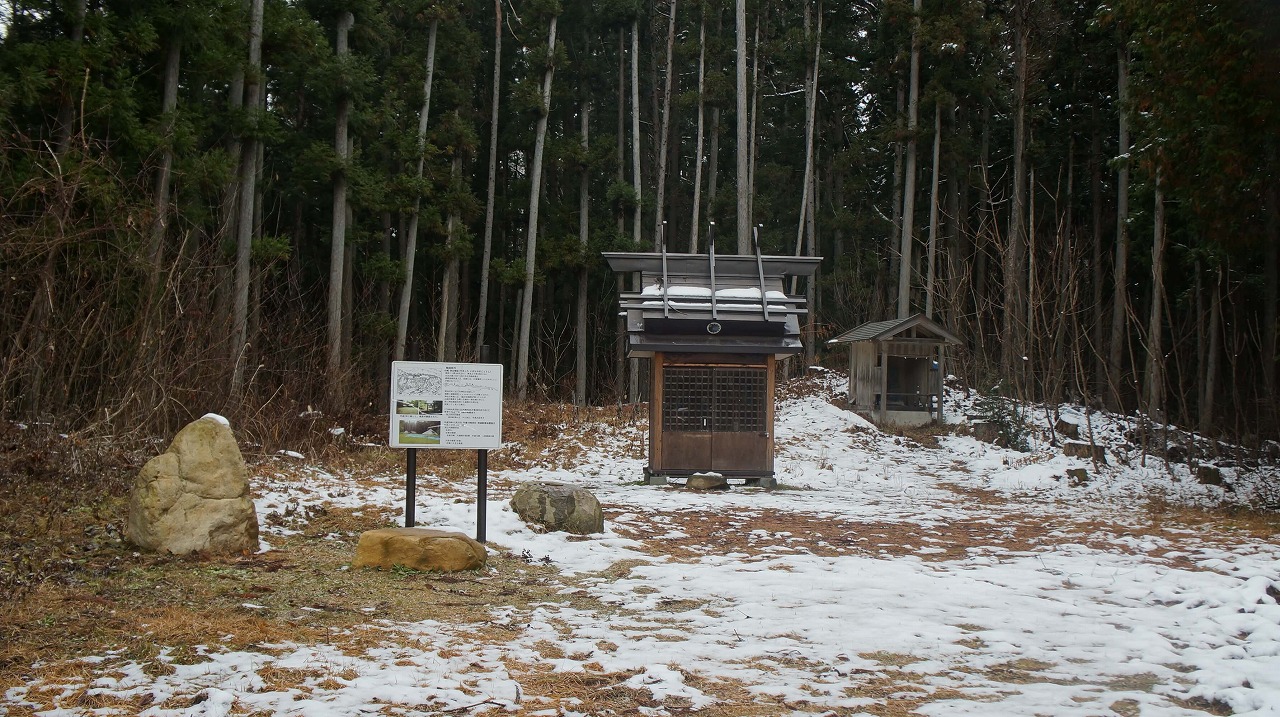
[7,371,1279,716]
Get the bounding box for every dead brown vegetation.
[3,391,1276,716]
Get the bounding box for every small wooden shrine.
[827,313,960,427]
[604,236,820,486]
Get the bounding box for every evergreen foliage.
[0,0,1277,440]
[973,381,1030,452]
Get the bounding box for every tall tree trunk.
[1264,186,1279,407]
[142,34,182,403]
[1003,0,1028,377]
[708,107,721,223]
[895,0,921,319]
[438,149,462,362]
[734,0,749,253]
[249,105,267,360]
[1144,166,1166,420]
[229,0,264,397]
[216,2,247,324]
[1195,258,1207,413]
[925,101,941,318]
[325,11,354,405]
[378,211,394,392]
[689,15,706,252]
[148,38,182,303]
[616,30,628,402]
[889,79,905,305]
[576,103,591,405]
[631,19,643,246]
[395,18,439,362]
[1200,266,1222,433]
[653,0,678,247]
[794,2,819,261]
[746,17,761,231]
[1090,118,1105,391]
[946,108,963,326]
[54,0,88,155]
[1107,38,1131,411]
[803,142,819,367]
[341,198,354,370]
[477,6,501,353]
[973,103,992,335]
[516,15,559,400]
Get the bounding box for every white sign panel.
[389,361,503,449]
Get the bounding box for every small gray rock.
[510,482,603,535]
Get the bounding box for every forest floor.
[2,371,1279,716]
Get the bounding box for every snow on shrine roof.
[639,284,790,300]
[827,314,962,345]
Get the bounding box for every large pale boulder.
[353,528,486,571]
[126,414,259,555]
[510,482,603,535]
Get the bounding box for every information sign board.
[389,361,503,449]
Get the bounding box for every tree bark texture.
[230,0,264,398]
[325,11,354,405]
[516,15,558,400]
[396,18,439,362]
[896,0,921,320]
[1108,39,1132,411]
[477,5,501,353]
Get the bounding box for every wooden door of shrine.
[659,364,770,474]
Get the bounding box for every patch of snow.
[11,375,1280,716]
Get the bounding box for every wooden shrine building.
[604,240,820,487]
[827,313,961,427]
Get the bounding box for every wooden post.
[405,448,417,527]
[936,345,945,422]
[880,343,889,425]
[766,354,776,472]
[651,352,664,475]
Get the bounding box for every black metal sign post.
[405,447,417,527]
[476,448,487,543]
[476,344,492,544]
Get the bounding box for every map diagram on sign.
[396,370,442,398]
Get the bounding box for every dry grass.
[3,394,1276,716]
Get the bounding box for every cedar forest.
[1,0,1277,442]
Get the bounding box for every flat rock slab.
[353,528,486,572]
[686,473,729,490]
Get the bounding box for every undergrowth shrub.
[974,381,1031,452]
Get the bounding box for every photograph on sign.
[389,361,503,449]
